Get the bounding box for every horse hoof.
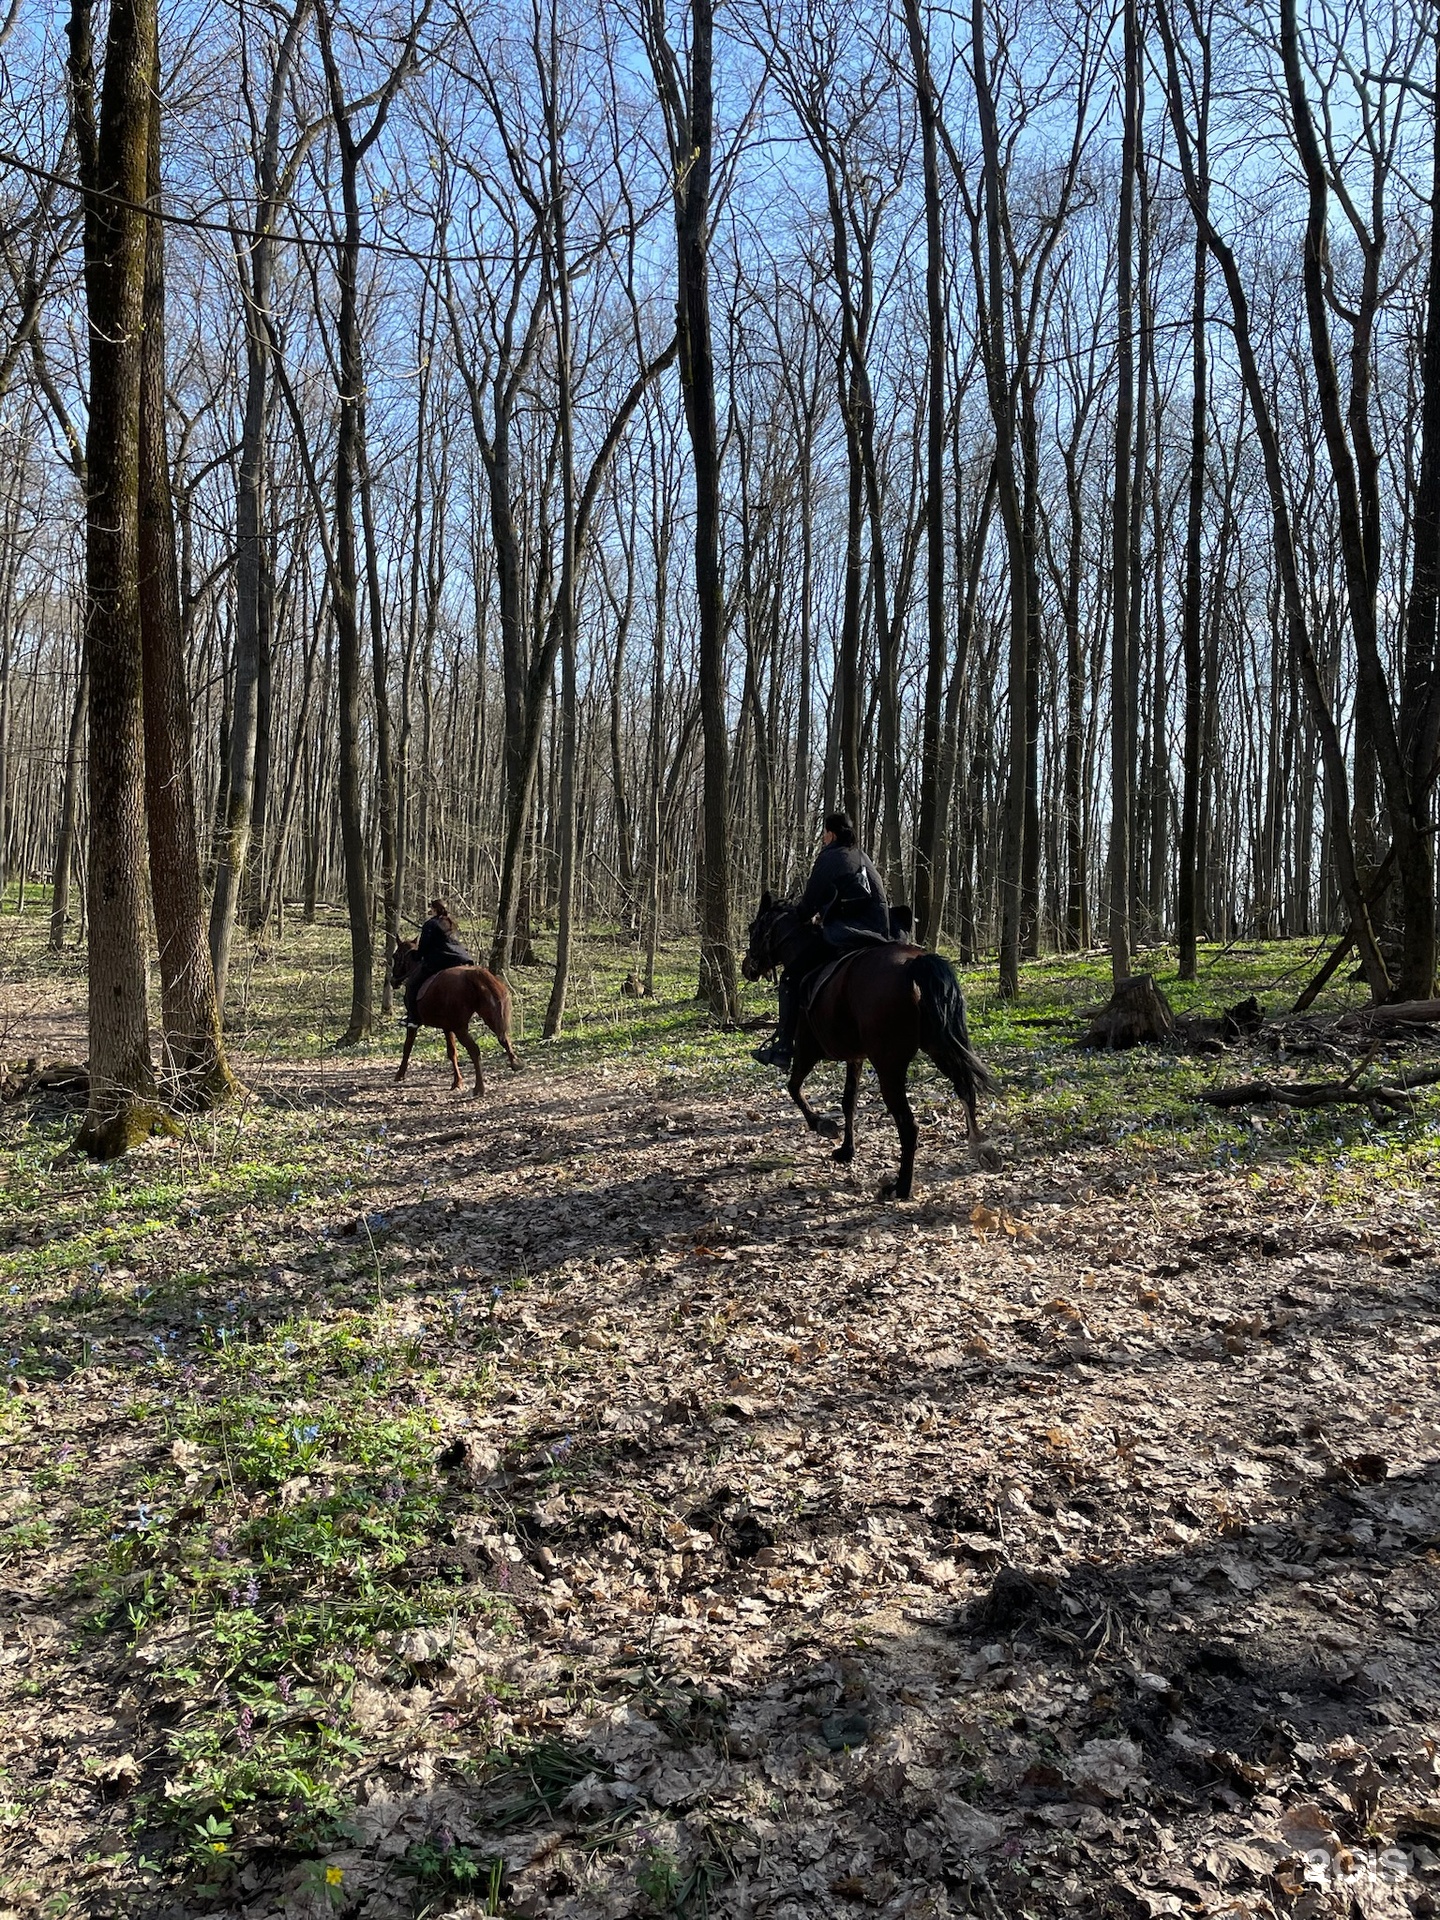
[815,1118,843,1141]
[831,1146,853,1164]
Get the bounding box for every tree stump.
[1079,973,1175,1050]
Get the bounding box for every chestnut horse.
[390,941,520,1096]
[741,894,991,1199]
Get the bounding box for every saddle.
[802,917,925,1021]
[799,950,862,1016]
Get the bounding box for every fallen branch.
[1291,848,1397,1014]
[1336,998,1440,1032]
[1199,1062,1440,1116]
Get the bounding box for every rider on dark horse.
[404,898,474,1032]
[753,812,890,1070]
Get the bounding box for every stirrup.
[752,1039,791,1068]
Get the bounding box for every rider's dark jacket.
[797,842,890,950]
[416,917,472,973]
[407,918,474,1012]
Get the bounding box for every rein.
[752,905,811,978]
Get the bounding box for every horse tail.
[908,952,992,1135]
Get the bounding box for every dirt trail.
[2,1023,1439,1919]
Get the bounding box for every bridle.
[742,902,803,982]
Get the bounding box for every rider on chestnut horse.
[752,812,893,1070]
[404,899,473,1030]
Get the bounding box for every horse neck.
[770,911,810,968]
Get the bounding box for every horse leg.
[478,982,520,1070]
[444,1031,462,1090]
[396,1026,417,1083]
[458,1025,485,1099]
[832,1058,861,1164]
[786,1028,842,1142]
[875,1053,919,1201]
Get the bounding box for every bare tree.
[67,0,161,1154]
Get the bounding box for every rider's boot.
[752,975,796,1069]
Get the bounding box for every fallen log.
[1199,1063,1440,1116]
[1336,998,1440,1031]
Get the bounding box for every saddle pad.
[800,950,862,1015]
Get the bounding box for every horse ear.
[760,889,772,913]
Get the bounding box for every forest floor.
[1,914,1438,1920]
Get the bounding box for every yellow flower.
[325,1865,344,1886]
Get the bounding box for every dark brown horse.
[742,894,991,1199]
[390,941,520,1096]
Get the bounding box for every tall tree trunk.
[838,389,864,821]
[1177,212,1208,979]
[1400,28,1440,999]
[313,0,428,1039]
[137,51,234,1107]
[68,0,162,1156]
[210,3,308,1006]
[646,0,737,1017]
[1108,0,1138,986]
[357,401,399,1007]
[970,0,1028,997]
[542,13,578,1039]
[1156,0,1388,997]
[49,647,87,952]
[904,0,945,945]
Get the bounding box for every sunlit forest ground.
[2,906,1437,1920]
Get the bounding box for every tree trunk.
[970,0,1028,999]
[49,647,87,952]
[68,0,162,1156]
[651,0,737,1018]
[1279,0,1415,999]
[1108,0,1138,987]
[1079,972,1175,1050]
[1155,0,1388,997]
[904,0,945,946]
[313,0,428,1038]
[542,17,578,1040]
[137,52,234,1108]
[1177,193,1208,978]
[209,4,306,1007]
[1399,34,1440,998]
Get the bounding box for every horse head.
[741,891,789,981]
[390,938,419,989]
